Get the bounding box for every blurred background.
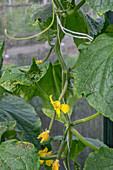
[0,0,103,169]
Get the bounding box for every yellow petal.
[52,159,59,170]
[60,104,69,113]
[37,130,50,143]
[49,95,54,105]
[46,160,53,166]
[47,151,52,156]
[36,60,43,65]
[56,108,61,117]
[40,160,44,164]
[38,147,48,157]
[53,101,60,109]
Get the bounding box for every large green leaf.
[0,61,50,101]
[0,61,77,123]
[75,33,113,121]
[0,95,41,147]
[41,62,77,123]
[65,10,90,46]
[87,0,113,15]
[0,120,16,142]
[84,147,113,170]
[0,139,40,170]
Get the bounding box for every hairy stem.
[49,112,56,131]
[40,155,57,160]
[43,47,54,63]
[59,79,68,102]
[57,127,69,159]
[71,127,99,151]
[72,112,101,126]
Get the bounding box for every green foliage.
[50,135,106,161]
[75,33,113,121]
[1,0,113,169]
[0,60,77,123]
[84,147,113,170]
[87,0,113,15]
[0,95,41,146]
[84,14,105,36]
[30,3,53,23]
[0,120,16,142]
[65,10,90,46]
[0,139,40,170]
[0,40,4,71]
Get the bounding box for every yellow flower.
[52,159,59,170]
[49,95,69,117]
[38,147,53,166]
[36,60,43,65]
[37,129,50,143]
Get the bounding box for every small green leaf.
[30,3,53,23]
[0,139,40,170]
[0,120,16,142]
[86,0,113,15]
[75,33,113,121]
[36,28,57,42]
[0,95,41,147]
[84,147,113,170]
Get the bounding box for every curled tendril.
[5,0,55,40]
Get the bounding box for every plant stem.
[71,127,99,151]
[54,37,67,72]
[67,0,86,16]
[49,112,56,131]
[40,155,57,160]
[59,79,68,102]
[72,112,101,126]
[53,0,64,10]
[43,47,54,63]
[57,127,69,159]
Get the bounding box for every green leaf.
[30,3,52,23]
[75,33,113,121]
[42,62,77,123]
[0,139,40,170]
[105,25,113,33]
[65,10,90,46]
[36,28,57,43]
[0,62,50,101]
[0,61,77,123]
[84,14,105,36]
[84,147,113,170]
[86,0,113,15]
[0,95,41,147]
[0,120,16,142]
[0,40,4,71]
[0,86,5,101]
